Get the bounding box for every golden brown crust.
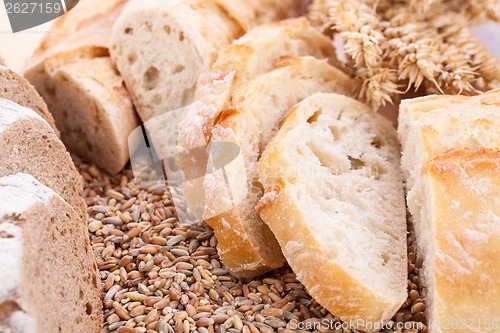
[203,122,286,277]
[427,148,500,330]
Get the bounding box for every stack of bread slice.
[0,70,101,332]
[203,56,355,278]
[398,90,500,331]
[177,18,355,278]
[24,0,139,174]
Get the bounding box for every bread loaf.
[0,65,58,135]
[0,98,86,224]
[110,0,304,124]
[398,90,500,332]
[0,173,102,333]
[25,0,139,174]
[203,57,356,277]
[257,92,407,329]
[178,17,340,218]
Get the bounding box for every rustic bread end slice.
[203,58,356,278]
[25,53,139,175]
[0,65,58,135]
[0,98,86,223]
[257,93,407,328]
[424,149,500,331]
[398,90,500,331]
[0,173,102,333]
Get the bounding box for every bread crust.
[426,148,500,332]
[27,0,127,67]
[398,89,500,332]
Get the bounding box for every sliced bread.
[0,173,102,333]
[109,0,303,123]
[0,98,86,224]
[256,93,407,328]
[178,17,340,218]
[25,54,138,175]
[203,57,356,277]
[398,90,500,332]
[0,65,58,135]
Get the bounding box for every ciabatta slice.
[203,57,356,277]
[0,173,101,333]
[257,93,407,329]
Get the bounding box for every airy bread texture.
[398,89,500,332]
[0,173,102,333]
[0,98,87,224]
[110,0,303,124]
[25,0,139,174]
[178,17,340,219]
[203,57,356,278]
[0,65,58,135]
[257,93,407,329]
[26,54,138,175]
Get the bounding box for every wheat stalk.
[309,0,500,108]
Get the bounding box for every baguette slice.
[178,17,340,218]
[257,93,407,328]
[398,89,500,332]
[0,98,87,224]
[26,53,138,174]
[0,173,102,333]
[110,0,302,123]
[0,65,58,135]
[203,57,356,277]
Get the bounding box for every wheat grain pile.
[77,161,426,333]
[309,0,500,108]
